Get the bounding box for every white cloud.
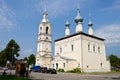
[101,0,120,12]
[18,49,34,59]
[95,24,120,46]
[37,0,88,18]
[0,0,15,31]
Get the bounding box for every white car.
[3,67,8,71]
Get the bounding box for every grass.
[0,75,32,80]
[65,70,120,75]
[79,71,120,75]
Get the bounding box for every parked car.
[3,67,8,71]
[47,68,57,74]
[111,66,120,71]
[39,67,47,73]
[0,67,3,70]
[32,65,41,72]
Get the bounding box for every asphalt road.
[30,72,120,80]
[0,70,120,80]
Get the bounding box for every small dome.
[41,8,49,23]
[74,8,83,23]
[88,20,93,26]
[65,20,70,26]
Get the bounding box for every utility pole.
[11,46,14,75]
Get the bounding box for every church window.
[56,63,58,69]
[46,27,49,34]
[88,44,90,51]
[37,59,39,61]
[87,65,89,68]
[100,62,103,68]
[98,46,100,53]
[40,27,42,33]
[53,64,54,68]
[93,45,95,52]
[63,63,65,68]
[60,48,62,53]
[46,37,48,40]
[71,44,74,51]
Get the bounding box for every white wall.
[54,33,111,72]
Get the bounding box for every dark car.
[111,66,120,71]
[47,68,57,74]
[39,67,47,73]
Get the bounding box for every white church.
[35,7,111,72]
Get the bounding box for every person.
[2,70,7,75]
[20,65,26,76]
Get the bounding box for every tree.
[0,51,7,66]
[23,54,35,67]
[109,54,120,67]
[28,54,35,65]
[23,57,28,61]
[0,39,20,66]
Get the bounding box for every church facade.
[51,8,110,72]
[35,7,111,72]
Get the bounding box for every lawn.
[0,75,32,80]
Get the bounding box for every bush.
[67,68,81,73]
[57,68,65,72]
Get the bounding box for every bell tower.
[36,8,52,68]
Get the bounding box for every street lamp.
[10,46,14,75]
[12,47,14,67]
[6,60,11,74]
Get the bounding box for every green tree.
[23,54,35,67]
[0,51,7,66]
[28,54,35,65]
[109,54,120,67]
[0,39,20,66]
[23,57,28,61]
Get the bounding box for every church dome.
[74,8,83,23]
[65,20,70,26]
[88,20,93,26]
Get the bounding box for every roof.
[55,32,104,42]
[54,54,76,61]
[60,56,76,61]
[42,53,52,58]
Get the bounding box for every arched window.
[56,63,58,69]
[71,44,74,51]
[60,48,62,53]
[46,27,48,34]
[88,44,90,51]
[40,27,42,33]
[100,62,103,68]
[46,37,48,40]
[98,46,100,53]
[63,63,65,68]
[93,45,95,52]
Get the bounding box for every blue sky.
[0,0,120,59]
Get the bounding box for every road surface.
[30,72,120,80]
